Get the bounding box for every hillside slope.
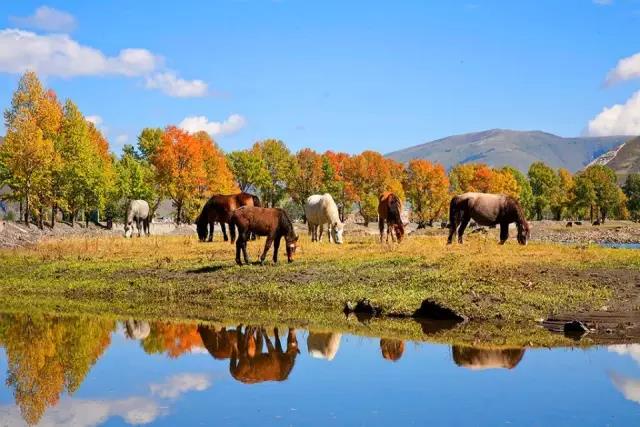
[599,136,640,184]
[386,129,630,172]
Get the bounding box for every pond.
[0,313,639,426]
[601,242,640,249]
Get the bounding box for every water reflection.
[307,332,342,361]
[451,346,525,370]
[1,314,640,425]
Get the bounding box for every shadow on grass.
[187,264,231,274]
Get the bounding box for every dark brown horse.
[230,206,299,265]
[378,192,404,243]
[196,193,261,242]
[447,192,530,245]
[229,326,299,384]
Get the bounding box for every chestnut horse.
[229,326,299,384]
[378,192,404,243]
[196,193,261,242]
[230,206,299,265]
[447,192,530,245]
[198,325,238,360]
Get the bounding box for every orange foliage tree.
[322,151,353,221]
[141,322,204,358]
[403,159,450,227]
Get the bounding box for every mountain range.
[386,129,632,173]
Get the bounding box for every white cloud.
[149,373,211,399]
[606,52,640,85]
[608,344,640,365]
[115,134,129,144]
[0,29,159,78]
[611,372,640,405]
[179,114,247,136]
[145,72,208,97]
[587,90,640,136]
[0,397,161,427]
[85,115,103,126]
[10,6,77,33]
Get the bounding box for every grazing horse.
[307,332,342,361]
[380,339,405,362]
[198,325,238,360]
[447,192,530,245]
[378,192,404,243]
[452,346,525,370]
[196,193,261,243]
[124,319,150,340]
[230,206,299,265]
[124,200,150,238]
[229,326,299,384]
[304,193,344,244]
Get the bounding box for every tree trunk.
[71,209,75,227]
[589,205,594,223]
[19,199,23,223]
[176,203,182,225]
[51,204,56,228]
[24,193,30,227]
[38,207,44,229]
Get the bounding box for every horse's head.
[123,223,130,238]
[517,221,531,245]
[196,216,208,242]
[331,222,344,244]
[286,235,299,263]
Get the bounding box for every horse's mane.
[278,208,296,239]
[509,196,529,231]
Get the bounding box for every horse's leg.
[242,235,249,264]
[447,219,457,245]
[260,235,274,264]
[313,224,318,242]
[273,236,281,263]
[499,222,509,244]
[264,330,275,353]
[145,218,150,236]
[230,222,237,244]
[235,237,243,265]
[221,222,228,242]
[379,218,384,243]
[328,223,333,243]
[274,327,283,353]
[318,224,324,242]
[208,221,215,242]
[458,213,471,244]
[136,218,142,237]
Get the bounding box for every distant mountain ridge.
[386,129,632,172]
[592,136,640,184]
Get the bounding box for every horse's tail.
[448,196,459,228]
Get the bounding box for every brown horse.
[378,192,404,243]
[447,192,530,245]
[230,206,299,265]
[195,193,261,243]
[198,325,238,360]
[452,346,525,370]
[229,326,299,384]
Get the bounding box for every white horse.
[124,319,150,340]
[307,332,342,361]
[304,194,344,244]
[124,199,150,238]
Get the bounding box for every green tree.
[137,127,163,161]
[623,173,640,220]
[528,161,559,220]
[251,139,295,207]
[288,148,324,212]
[501,166,534,218]
[574,165,621,223]
[226,150,270,193]
[549,168,574,221]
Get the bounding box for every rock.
[574,221,582,226]
[563,320,590,339]
[471,227,487,234]
[413,299,467,322]
[566,221,573,227]
[440,222,449,229]
[343,298,381,317]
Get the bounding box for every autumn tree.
[251,139,295,207]
[288,148,324,213]
[403,159,449,227]
[549,168,574,220]
[193,131,237,198]
[141,322,203,358]
[0,109,55,227]
[152,126,209,224]
[322,151,353,221]
[137,127,164,160]
[528,161,559,220]
[573,165,621,223]
[501,166,534,217]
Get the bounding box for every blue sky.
[1,0,640,155]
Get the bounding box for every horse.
[380,339,405,362]
[307,332,342,361]
[451,346,525,370]
[230,206,299,265]
[378,192,404,243]
[304,193,344,244]
[229,326,299,384]
[124,200,150,238]
[447,192,530,245]
[124,319,150,340]
[196,193,261,243]
[198,325,238,360]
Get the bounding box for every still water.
[0,314,639,426]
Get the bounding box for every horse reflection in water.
[452,346,525,370]
[307,332,342,361]
[380,339,405,362]
[124,319,150,340]
[199,325,299,383]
